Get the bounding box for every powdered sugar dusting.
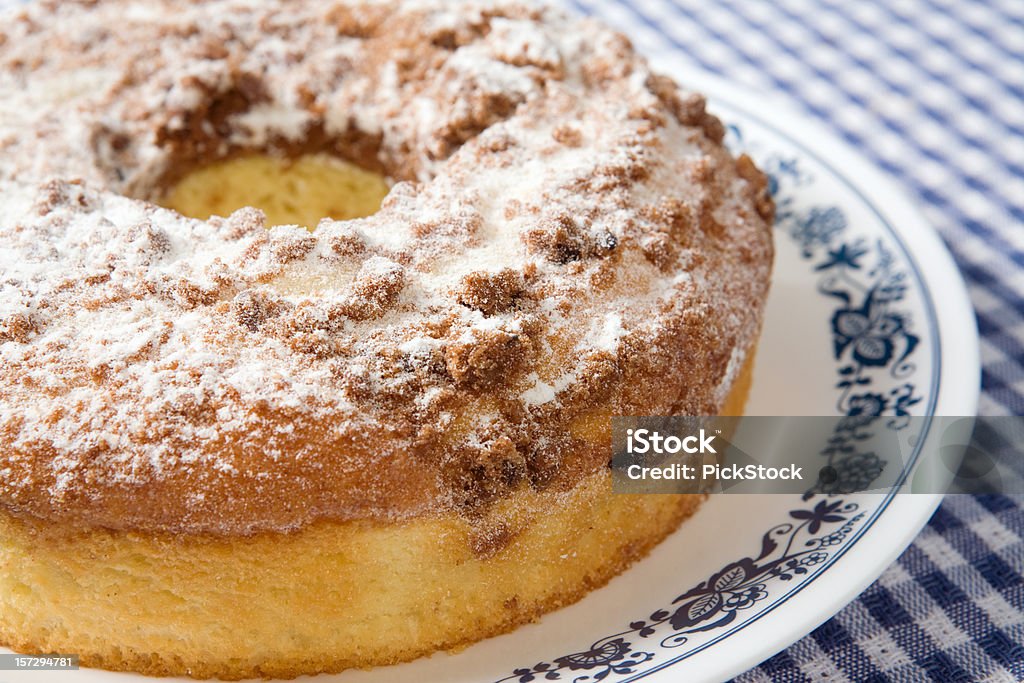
[0,0,773,534]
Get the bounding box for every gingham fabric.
[562,0,1024,681]
[2,1,1022,681]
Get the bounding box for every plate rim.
[621,68,981,682]
[0,70,981,683]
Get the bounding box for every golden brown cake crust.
[0,0,773,535]
[0,474,705,681]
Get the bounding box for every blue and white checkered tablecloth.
[567,1,1024,680]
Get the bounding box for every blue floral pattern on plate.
[496,120,930,683]
[497,500,864,683]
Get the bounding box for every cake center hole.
[160,153,390,229]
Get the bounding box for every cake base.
[0,479,701,680]
[0,359,754,680]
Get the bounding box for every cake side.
[0,480,702,680]
[0,357,755,680]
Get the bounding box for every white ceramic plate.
[1,73,978,683]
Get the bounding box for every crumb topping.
[0,0,773,535]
